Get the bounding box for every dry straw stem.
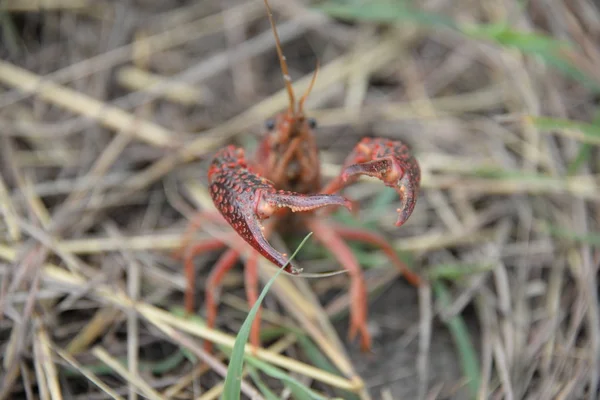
[0,0,321,142]
[0,175,20,241]
[21,175,52,229]
[0,244,362,393]
[0,0,88,11]
[427,174,600,199]
[34,323,63,400]
[65,307,120,355]
[312,82,509,126]
[53,347,125,400]
[0,0,265,109]
[0,61,176,148]
[11,148,78,168]
[39,224,494,256]
[344,25,377,111]
[116,66,212,106]
[32,335,51,400]
[91,346,163,400]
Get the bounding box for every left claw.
[340,138,421,227]
[209,145,352,273]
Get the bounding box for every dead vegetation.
[0,0,599,399]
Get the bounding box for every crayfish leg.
[182,238,226,314]
[305,218,372,352]
[332,223,421,287]
[204,248,241,354]
[244,251,262,353]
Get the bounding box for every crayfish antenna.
[298,60,319,115]
[264,0,296,114]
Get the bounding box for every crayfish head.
[264,112,317,142]
[256,110,320,194]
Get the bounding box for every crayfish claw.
[340,138,420,227]
[257,190,352,218]
[208,145,352,272]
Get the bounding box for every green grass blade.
[529,116,600,145]
[567,110,600,174]
[297,336,361,400]
[62,350,187,377]
[461,23,570,53]
[432,280,480,398]
[0,11,22,57]
[222,232,313,400]
[427,263,495,281]
[537,221,600,246]
[460,23,599,90]
[247,367,280,400]
[469,168,549,180]
[567,143,593,175]
[318,1,599,90]
[296,336,339,376]
[245,356,327,400]
[317,0,457,30]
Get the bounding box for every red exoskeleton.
[179,0,421,352]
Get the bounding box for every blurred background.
[0,0,599,399]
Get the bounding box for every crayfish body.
[179,0,422,353]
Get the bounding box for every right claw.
[208,145,352,273]
[340,138,420,228]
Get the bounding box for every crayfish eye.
[308,118,317,129]
[265,119,276,131]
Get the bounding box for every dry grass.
[0,0,599,399]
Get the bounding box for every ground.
[0,0,599,399]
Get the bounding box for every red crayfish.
[178,0,421,353]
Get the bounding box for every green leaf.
[461,23,569,52]
[433,281,480,398]
[568,109,600,174]
[567,143,593,175]
[61,350,188,377]
[318,1,599,90]
[529,116,600,146]
[538,221,600,247]
[247,367,280,400]
[427,263,495,281]
[0,11,22,57]
[245,356,327,400]
[222,232,313,400]
[469,168,547,180]
[461,23,599,90]
[297,336,361,400]
[317,0,457,30]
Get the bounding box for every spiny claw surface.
[209,145,352,272]
[341,138,420,227]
